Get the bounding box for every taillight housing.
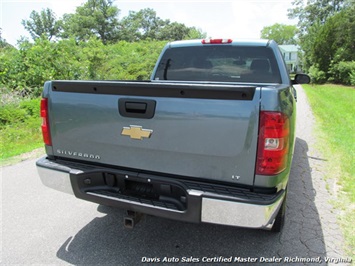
[40,98,52,146]
[256,111,289,175]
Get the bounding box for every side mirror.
[292,74,311,84]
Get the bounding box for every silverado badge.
[121,125,153,140]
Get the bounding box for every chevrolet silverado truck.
[36,38,310,232]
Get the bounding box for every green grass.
[303,84,355,259]
[0,97,43,161]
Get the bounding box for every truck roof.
[168,39,272,48]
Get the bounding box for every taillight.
[40,98,52,146]
[256,111,289,175]
[202,38,232,44]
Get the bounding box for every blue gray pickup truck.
[36,38,310,232]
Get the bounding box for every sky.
[0,0,298,46]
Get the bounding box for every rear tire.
[271,191,287,233]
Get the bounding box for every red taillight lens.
[256,111,289,175]
[202,38,232,44]
[40,98,52,146]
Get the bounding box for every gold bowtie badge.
[121,125,153,140]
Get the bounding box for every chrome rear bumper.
[36,156,284,229]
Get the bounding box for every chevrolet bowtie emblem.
[121,125,153,140]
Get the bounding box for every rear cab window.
[154,45,281,84]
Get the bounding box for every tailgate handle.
[119,98,156,119]
[125,102,147,113]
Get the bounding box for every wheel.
[271,191,287,232]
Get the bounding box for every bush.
[0,98,40,126]
[0,97,42,159]
[329,61,355,85]
[0,104,27,125]
[309,65,327,84]
[350,72,355,86]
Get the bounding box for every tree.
[61,0,120,44]
[260,23,298,44]
[298,20,322,70]
[0,28,4,44]
[118,8,168,41]
[118,8,206,42]
[21,8,61,41]
[158,23,206,41]
[311,6,355,75]
[287,0,351,69]
[288,0,348,35]
[186,27,207,40]
[288,0,355,83]
[0,28,10,48]
[158,22,190,41]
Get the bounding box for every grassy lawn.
[303,84,354,259]
[0,122,43,156]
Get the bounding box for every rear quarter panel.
[254,84,297,190]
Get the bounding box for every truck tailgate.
[46,81,260,186]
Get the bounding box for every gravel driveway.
[0,85,351,265]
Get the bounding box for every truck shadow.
[56,137,328,265]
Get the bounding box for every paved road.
[0,86,350,265]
